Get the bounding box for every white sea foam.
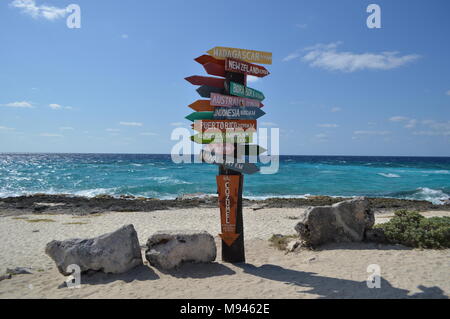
[407,187,450,205]
[378,173,401,178]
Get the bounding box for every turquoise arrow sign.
[185,111,214,122]
[227,81,265,101]
[213,106,265,120]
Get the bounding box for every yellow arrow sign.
[207,46,272,65]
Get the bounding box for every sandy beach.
[0,206,449,299]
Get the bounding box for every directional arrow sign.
[185,111,214,122]
[196,85,224,98]
[236,144,267,156]
[198,149,243,164]
[207,46,272,65]
[225,58,270,77]
[188,100,215,112]
[213,106,265,120]
[185,76,224,89]
[191,133,253,144]
[216,174,241,246]
[195,54,224,66]
[203,62,226,77]
[210,93,263,108]
[227,81,265,101]
[222,162,260,175]
[193,120,257,133]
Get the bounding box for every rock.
[365,228,387,243]
[7,267,33,275]
[145,230,216,269]
[294,197,374,246]
[45,224,143,276]
[0,274,12,281]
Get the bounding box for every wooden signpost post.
[186,46,271,263]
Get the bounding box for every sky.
[0,0,449,156]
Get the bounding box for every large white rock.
[295,197,374,246]
[45,224,143,275]
[145,230,216,269]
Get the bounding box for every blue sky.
[1,0,449,156]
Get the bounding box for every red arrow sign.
[225,58,270,77]
[185,76,225,89]
[203,62,226,77]
[216,175,241,247]
[195,54,224,66]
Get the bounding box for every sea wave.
[378,173,401,178]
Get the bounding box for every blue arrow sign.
[213,106,265,120]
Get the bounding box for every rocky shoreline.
[0,193,449,216]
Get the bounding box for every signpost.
[185,76,225,89]
[210,93,263,108]
[185,46,272,263]
[207,46,272,65]
[227,81,265,101]
[196,85,224,98]
[193,119,257,133]
[213,106,265,120]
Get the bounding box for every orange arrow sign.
[216,175,241,246]
[193,120,257,133]
[188,100,215,112]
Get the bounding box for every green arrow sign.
[185,111,214,122]
[227,81,265,101]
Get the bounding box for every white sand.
[0,208,449,299]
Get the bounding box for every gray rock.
[145,230,216,269]
[0,273,12,281]
[295,197,374,246]
[7,267,33,275]
[365,228,387,243]
[45,224,143,275]
[286,239,302,252]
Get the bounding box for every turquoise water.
[1,153,450,204]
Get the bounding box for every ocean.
[1,153,450,204]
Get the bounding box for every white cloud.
[247,76,259,83]
[389,116,409,122]
[10,0,67,20]
[49,103,72,110]
[1,101,33,108]
[282,52,301,62]
[295,23,307,29]
[106,128,120,132]
[300,42,419,72]
[404,119,417,129]
[40,133,63,137]
[317,124,339,128]
[59,127,74,130]
[121,34,129,39]
[120,122,143,127]
[413,131,450,136]
[389,116,418,129]
[140,132,158,136]
[446,90,450,96]
[354,130,390,135]
[315,133,328,138]
[0,126,15,131]
[331,107,342,112]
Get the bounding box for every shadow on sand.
[157,262,236,279]
[235,263,448,299]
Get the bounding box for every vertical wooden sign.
[216,175,241,247]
